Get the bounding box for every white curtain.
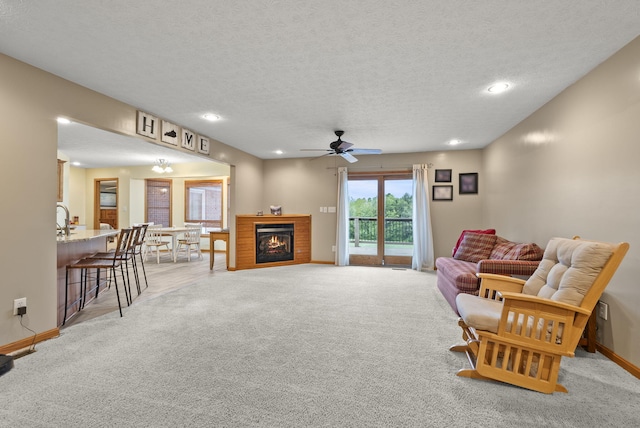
[335,167,350,266]
[412,164,434,271]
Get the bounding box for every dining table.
[155,226,191,262]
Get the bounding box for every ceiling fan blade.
[308,152,335,161]
[301,148,332,152]
[349,148,382,154]
[337,141,353,150]
[340,152,358,163]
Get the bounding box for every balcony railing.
[350,217,413,246]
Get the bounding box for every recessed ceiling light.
[275,150,284,155]
[448,139,462,146]
[57,117,71,124]
[487,82,510,94]
[203,113,220,121]
[72,161,81,166]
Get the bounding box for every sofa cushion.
[523,238,614,306]
[452,228,496,256]
[435,257,479,293]
[453,232,498,263]
[489,236,516,259]
[490,237,543,261]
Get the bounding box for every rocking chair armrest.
[476,274,525,300]
[499,292,591,315]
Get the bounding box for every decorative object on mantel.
[257,210,263,216]
[161,120,179,145]
[459,172,478,194]
[152,159,173,174]
[270,205,282,215]
[136,111,158,139]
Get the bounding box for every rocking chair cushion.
[456,293,503,332]
[522,238,614,306]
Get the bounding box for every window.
[184,180,223,228]
[146,179,172,227]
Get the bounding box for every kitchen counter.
[56,229,119,243]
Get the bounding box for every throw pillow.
[452,228,496,256]
[453,232,498,263]
[489,236,517,260]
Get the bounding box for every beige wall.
[262,150,484,261]
[0,53,262,346]
[483,36,640,366]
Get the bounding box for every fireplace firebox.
[255,223,294,264]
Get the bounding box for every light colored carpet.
[1,265,639,427]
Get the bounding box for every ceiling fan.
[301,130,382,163]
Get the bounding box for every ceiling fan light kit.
[301,130,382,163]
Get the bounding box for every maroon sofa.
[436,232,543,315]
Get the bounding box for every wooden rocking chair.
[450,237,628,394]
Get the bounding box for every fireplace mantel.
[236,214,311,270]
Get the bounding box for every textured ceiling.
[2,1,640,165]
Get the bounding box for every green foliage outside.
[349,193,413,243]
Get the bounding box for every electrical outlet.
[598,301,608,321]
[331,245,336,252]
[13,297,27,316]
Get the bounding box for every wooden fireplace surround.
[236,214,311,270]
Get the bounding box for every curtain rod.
[326,162,433,171]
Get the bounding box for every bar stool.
[131,223,150,290]
[90,227,137,303]
[63,228,131,325]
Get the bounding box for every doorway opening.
[94,179,118,229]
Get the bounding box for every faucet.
[57,203,71,236]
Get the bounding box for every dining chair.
[175,223,204,262]
[144,225,171,264]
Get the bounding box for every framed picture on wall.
[459,173,478,194]
[432,185,453,201]
[435,169,452,182]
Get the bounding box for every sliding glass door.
[348,174,413,266]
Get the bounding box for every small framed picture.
[459,173,478,194]
[432,185,453,201]
[435,169,452,182]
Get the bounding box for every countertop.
[56,229,119,244]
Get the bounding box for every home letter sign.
[182,129,195,151]
[198,136,210,155]
[136,111,158,139]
